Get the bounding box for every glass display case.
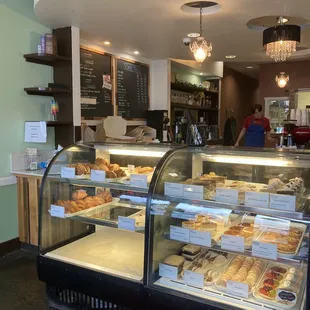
[146,147,310,310]
[38,142,175,290]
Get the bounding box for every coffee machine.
[146,110,169,142]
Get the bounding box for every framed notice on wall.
[80,47,113,118]
[116,58,149,119]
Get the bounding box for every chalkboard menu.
[117,59,149,118]
[80,48,113,117]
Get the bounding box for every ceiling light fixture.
[134,51,140,55]
[246,66,253,69]
[188,32,200,38]
[225,55,236,59]
[263,16,301,62]
[189,2,212,65]
[275,72,289,88]
[103,41,111,45]
[200,73,203,75]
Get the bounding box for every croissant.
[72,190,88,200]
[95,158,108,166]
[109,164,120,171]
[115,169,126,177]
[75,163,87,175]
[56,200,66,206]
[99,164,109,172]
[89,164,100,170]
[106,171,117,178]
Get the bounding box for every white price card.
[254,215,290,232]
[159,263,178,280]
[245,192,270,208]
[226,281,249,299]
[270,194,296,212]
[183,185,204,200]
[184,270,204,288]
[221,235,245,253]
[170,226,190,243]
[118,216,136,231]
[164,182,184,197]
[61,167,75,179]
[90,170,106,182]
[252,241,277,260]
[189,230,211,247]
[50,205,65,218]
[215,188,238,204]
[130,174,147,188]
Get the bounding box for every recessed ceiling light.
[200,73,203,75]
[134,51,140,55]
[103,41,111,45]
[225,55,236,59]
[188,32,200,38]
[246,66,253,69]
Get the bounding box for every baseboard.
[0,238,21,256]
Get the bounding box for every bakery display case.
[146,147,310,310]
[37,142,176,309]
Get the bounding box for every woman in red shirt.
[235,104,272,147]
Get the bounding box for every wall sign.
[116,58,149,118]
[80,48,113,117]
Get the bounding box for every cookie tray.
[214,258,268,296]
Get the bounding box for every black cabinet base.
[38,255,231,310]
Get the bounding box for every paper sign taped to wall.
[81,97,97,105]
[24,121,47,143]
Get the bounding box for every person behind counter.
[235,104,272,147]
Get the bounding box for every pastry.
[271,266,287,274]
[109,163,120,171]
[266,271,283,281]
[164,255,185,268]
[259,285,276,299]
[268,178,284,189]
[72,189,88,200]
[99,164,109,172]
[106,171,117,178]
[95,158,108,166]
[115,169,127,177]
[182,244,201,255]
[263,278,279,288]
[199,221,217,231]
[134,166,154,174]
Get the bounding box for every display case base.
[37,255,144,310]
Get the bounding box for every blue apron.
[245,119,265,147]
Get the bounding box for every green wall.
[0,0,55,242]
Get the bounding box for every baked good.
[106,171,117,178]
[115,169,127,177]
[164,255,185,268]
[109,163,120,171]
[199,221,217,232]
[72,190,88,200]
[134,166,154,174]
[182,244,201,256]
[268,178,284,189]
[99,164,109,172]
[95,158,108,166]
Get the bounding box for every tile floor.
[0,249,50,310]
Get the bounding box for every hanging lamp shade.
[263,25,301,62]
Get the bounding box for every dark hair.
[251,104,263,114]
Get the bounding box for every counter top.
[11,169,46,177]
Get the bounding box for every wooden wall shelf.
[171,102,218,111]
[24,87,71,96]
[171,82,219,95]
[24,53,72,66]
[46,121,73,127]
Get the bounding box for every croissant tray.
[50,198,120,218]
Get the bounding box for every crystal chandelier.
[275,72,289,88]
[189,3,212,65]
[263,17,300,62]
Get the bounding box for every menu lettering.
[117,59,149,118]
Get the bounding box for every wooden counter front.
[13,172,42,246]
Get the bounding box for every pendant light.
[275,72,289,88]
[263,16,300,62]
[189,2,212,65]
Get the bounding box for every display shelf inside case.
[45,226,144,281]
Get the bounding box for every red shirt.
[243,116,271,132]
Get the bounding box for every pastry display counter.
[146,147,310,310]
[37,142,177,309]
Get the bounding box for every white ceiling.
[34,0,310,64]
